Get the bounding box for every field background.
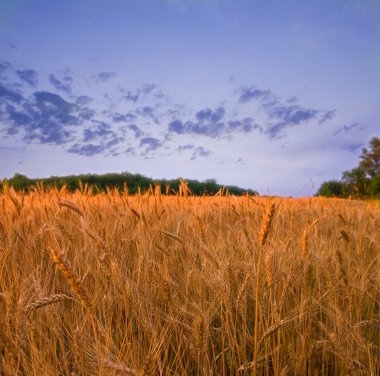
[0,185,379,375]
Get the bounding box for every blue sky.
[0,0,379,196]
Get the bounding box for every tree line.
[317,136,380,198]
[0,172,258,196]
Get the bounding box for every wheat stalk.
[301,228,309,260]
[161,230,184,244]
[103,360,136,375]
[265,252,273,286]
[253,201,277,376]
[141,353,157,376]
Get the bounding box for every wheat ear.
[48,248,93,315]
[24,294,71,314]
[258,201,276,247]
[58,200,85,217]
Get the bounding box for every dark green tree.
[6,173,31,191]
[341,167,369,197]
[1,172,257,196]
[369,171,380,197]
[317,136,380,198]
[359,137,380,179]
[316,180,346,197]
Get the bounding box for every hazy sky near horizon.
[0,0,379,196]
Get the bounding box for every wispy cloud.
[238,84,336,138]
[177,144,211,159]
[265,105,319,138]
[168,106,260,138]
[0,63,354,165]
[136,106,155,117]
[68,143,109,156]
[120,83,158,103]
[333,122,365,135]
[82,121,116,142]
[112,113,137,123]
[97,71,117,82]
[0,61,12,75]
[124,91,139,102]
[0,84,24,103]
[16,69,38,87]
[128,124,144,138]
[68,120,124,156]
[319,109,336,124]
[75,96,93,106]
[343,143,363,152]
[238,86,271,103]
[139,137,164,152]
[2,90,91,145]
[49,74,72,93]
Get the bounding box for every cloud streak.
[238,86,271,103]
[16,69,38,87]
[49,74,72,93]
[168,106,261,138]
[139,137,164,152]
[333,122,365,136]
[0,84,24,103]
[96,71,117,83]
[2,90,94,145]
[178,144,211,159]
[238,84,336,138]
[0,63,345,164]
[0,61,12,74]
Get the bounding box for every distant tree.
[7,173,31,191]
[205,179,217,184]
[359,137,380,178]
[317,136,380,198]
[369,171,380,197]
[2,172,257,196]
[203,179,219,194]
[341,167,369,197]
[316,180,346,197]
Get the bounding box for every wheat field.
[0,184,379,375]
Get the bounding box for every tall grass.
[0,185,379,375]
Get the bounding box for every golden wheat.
[48,247,93,315]
[0,187,379,375]
[24,293,71,313]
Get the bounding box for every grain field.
[0,184,379,375]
